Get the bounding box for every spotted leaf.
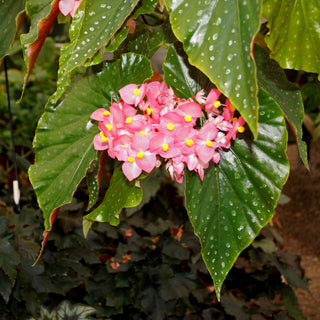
[185,89,289,300]
[29,53,153,231]
[53,0,140,102]
[165,0,261,138]
[262,0,320,76]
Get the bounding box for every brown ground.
[276,139,320,319]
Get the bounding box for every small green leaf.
[29,53,152,231]
[254,45,308,169]
[165,0,261,137]
[185,89,289,299]
[0,0,25,59]
[262,0,320,75]
[86,159,100,210]
[84,166,143,226]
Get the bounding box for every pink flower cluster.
[90,82,245,183]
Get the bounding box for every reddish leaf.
[22,0,60,96]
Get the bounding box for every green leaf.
[86,159,100,210]
[185,89,289,299]
[165,0,261,137]
[163,45,210,100]
[0,269,13,303]
[0,0,25,59]
[84,166,143,226]
[54,0,140,102]
[262,0,320,75]
[254,45,308,169]
[29,53,152,231]
[0,238,20,284]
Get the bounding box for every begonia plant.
[1,0,319,300]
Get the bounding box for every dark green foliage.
[0,177,307,319]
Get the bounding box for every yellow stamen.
[206,140,213,147]
[133,88,140,96]
[103,110,110,116]
[184,115,192,123]
[128,156,135,163]
[229,105,236,112]
[213,101,221,108]
[167,123,175,131]
[100,132,108,142]
[162,144,169,152]
[238,126,245,133]
[146,107,152,115]
[137,152,144,159]
[139,130,146,135]
[186,139,194,147]
[105,124,112,131]
[232,117,238,122]
[126,117,133,124]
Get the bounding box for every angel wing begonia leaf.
[53,0,140,103]
[255,45,308,169]
[165,0,261,138]
[20,0,60,95]
[29,53,153,231]
[185,89,289,300]
[0,0,25,60]
[163,47,289,299]
[262,0,320,76]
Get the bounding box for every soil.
[275,139,320,319]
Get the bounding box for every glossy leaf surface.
[262,0,320,75]
[255,45,308,168]
[165,0,261,137]
[29,54,153,231]
[84,166,143,226]
[54,0,139,102]
[185,90,289,299]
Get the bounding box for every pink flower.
[196,122,219,163]
[119,84,147,106]
[149,133,181,159]
[177,101,203,125]
[59,0,82,18]
[122,133,156,181]
[110,262,120,271]
[91,81,245,183]
[204,88,221,113]
[90,108,110,122]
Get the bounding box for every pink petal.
[122,161,142,181]
[119,84,139,105]
[59,0,75,16]
[93,134,108,150]
[69,0,82,18]
[90,108,109,121]
[179,101,202,118]
[136,152,156,173]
